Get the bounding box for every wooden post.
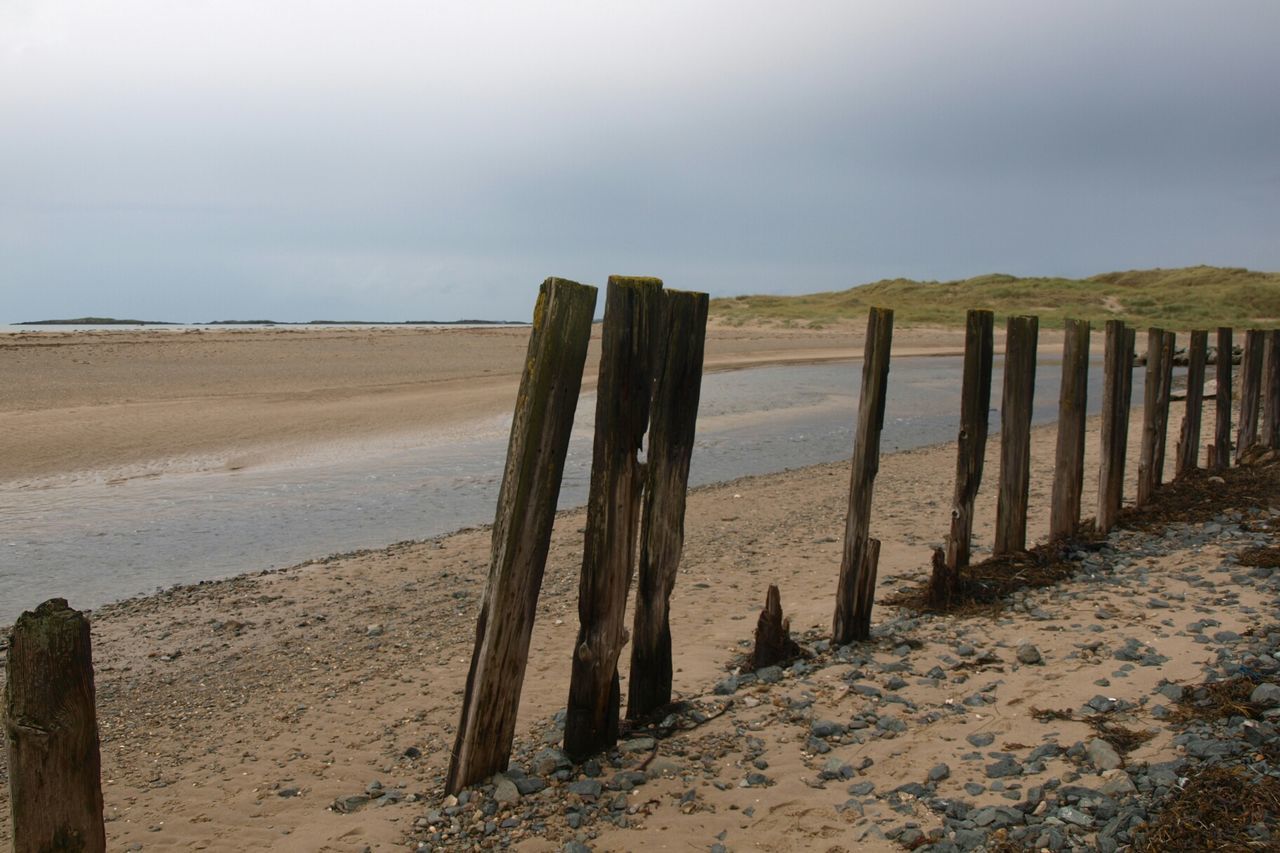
[626,289,709,721]
[1263,330,1280,449]
[446,277,597,793]
[748,585,802,670]
[994,315,1039,555]
[1175,330,1208,477]
[1136,329,1175,505]
[1049,318,1090,540]
[565,276,664,760]
[832,307,893,645]
[5,598,106,853]
[1212,327,1233,470]
[1097,321,1135,533]
[943,309,995,573]
[1236,329,1264,462]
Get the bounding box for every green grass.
[710,266,1280,329]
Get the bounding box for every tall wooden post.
[1049,318,1090,540]
[994,315,1039,555]
[1175,330,1208,477]
[832,307,893,645]
[1263,330,1280,449]
[932,310,994,606]
[446,277,597,793]
[1136,329,1175,506]
[1212,327,1233,470]
[5,598,106,853]
[1097,321,1135,533]
[565,276,664,760]
[1236,330,1264,462]
[627,289,709,721]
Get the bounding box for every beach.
[2,323,1276,852]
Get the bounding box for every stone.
[967,732,996,748]
[1251,683,1280,707]
[567,779,603,800]
[928,763,951,782]
[492,773,520,804]
[1016,643,1043,665]
[1098,770,1136,796]
[1086,738,1123,771]
[811,719,846,738]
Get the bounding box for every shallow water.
[0,355,1150,623]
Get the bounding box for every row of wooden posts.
[6,282,1280,849]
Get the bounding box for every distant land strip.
[14,318,529,326]
[711,265,1280,330]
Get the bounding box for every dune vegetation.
[711,266,1280,330]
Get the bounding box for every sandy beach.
[2,323,1277,852]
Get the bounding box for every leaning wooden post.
[1236,329,1264,462]
[1262,330,1280,449]
[1136,329,1175,505]
[993,315,1039,555]
[626,289,709,721]
[1097,320,1134,533]
[1049,318,1090,540]
[941,309,995,576]
[1175,330,1208,477]
[1212,327,1233,470]
[446,277,596,793]
[5,598,106,853]
[832,307,893,645]
[565,276,664,760]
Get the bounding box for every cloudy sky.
[2,1,1278,322]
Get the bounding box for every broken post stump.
[1236,329,1264,462]
[749,585,802,670]
[565,275,664,761]
[627,288,709,721]
[5,598,106,853]
[1212,327,1233,471]
[1137,329,1175,505]
[833,307,893,645]
[1049,318,1090,540]
[446,277,597,793]
[994,315,1039,555]
[1175,330,1208,477]
[942,308,994,585]
[1097,320,1135,533]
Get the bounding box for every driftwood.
[5,598,106,853]
[994,315,1039,554]
[1097,321,1136,533]
[833,307,893,645]
[1049,318,1090,540]
[1175,330,1208,477]
[627,289,709,721]
[749,585,802,670]
[446,277,597,792]
[565,276,664,760]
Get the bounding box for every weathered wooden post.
[565,276,664,760]
[833,307,893,645]
[994,315,1039,555]
[1136,329,1175,505]
[5,598,106,853]
[749,585,802,670]
[1236,329,1264,462]
[446,277,597,793]
[626,288,709,721]
[938,309,994,591]
[1212,327,1233,470]
[1175,330,1208,477]
[1263,330,1280,449]
[1049,318,1090,540]
[1097,320,1135,533]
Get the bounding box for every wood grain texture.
[1213,327,1233,471]
[565,276,664,760]
[1049,318,1090,540]
[1097,321,1135,533]
[1236,330,1264,462]
[994,315,1039,555]
[1263,330,1280,449]
[1175,330,1208,477]
[944,309,995,573]
[5,598,106,853]
[446,277,597,793]
[833,307,893,645]
[748,585,801,671]
[627,289,709,720]
[1137,329,1175,505]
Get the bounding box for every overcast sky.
[3,1,1278,322]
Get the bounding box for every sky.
[2,1,1278,322]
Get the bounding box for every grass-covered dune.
[711,266,1280,329]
